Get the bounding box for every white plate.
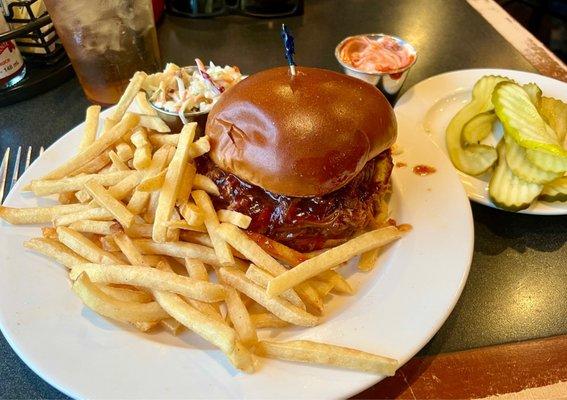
[396,68,567,215]
[0,107,473,399]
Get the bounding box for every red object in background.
[152,0,165,21]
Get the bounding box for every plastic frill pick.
[280,24,296,76]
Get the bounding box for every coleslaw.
[143,60,244,123]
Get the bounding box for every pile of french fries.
[0,72,406,376]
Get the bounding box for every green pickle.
[504,135,561,184]
[539,177,567,202]
[446,75,510,175]
[489,142,542,211]
[462,111,497,144]
[521,82,542,109]
[493,82,567,157]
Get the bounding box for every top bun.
[205,66,397,197]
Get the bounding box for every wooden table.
[0,0,565,398]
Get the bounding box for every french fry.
[179,201,204,226]
[57,226,121,265]
[135,91,158,116]
[193,174,220,196]
[358,248,381,272]
[97,285,153,303]
[112,230,147,266]
[79,105,101,151]
[75,189,92,203]
[148,133,178,147]
[110,71,147,122]
[246,231,308,266]
[41,227,57,239]
[137,169,166,192]
[156,258,223,322]
[99,236,119,253]
[73,273,168,323]
[70,263,226,303]
[150,135,210,158]
[315,270,353,295]
[160,318,184,335]
[71,152,110,176]
[115,142,134,162]
[128,146,174,216]
[166,220,207,232]
[138,114,171,133]
[131,128,152,170]
[245,264,304,309]
[108,150,130,171]
[250,313,289,329]
[131,321,159,332]
[103,118,118,134]
[255,340,398,375]
[143,191,159,223]
[152,288,254,373]
[217,209,251,229]
[124,223,153,238]
[192,190,234,266]
[133,238,224,267]
[310,280,334,298]
[107,173,142,201]
[57,192,77,205]
[224,287,257,346]
[267,227,402,297]
[189,136,210,158]
[68,220,121,236]
[179,231,211,247]
[115,234,223,320]
[184,258,209,281]
[29,170,134,196]
[176,162,196,206]
[0,203,91,225]
[217,267,318,327]
[42,113,139,180]
[24,237,88,269]
[84,180,135,228]
[215,223,286,276]
[153,123,196,242]
[167,214,181,243]
[54,207,113,226]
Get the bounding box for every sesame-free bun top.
[205,66,397,197]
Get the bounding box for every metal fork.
[0,146,44,204]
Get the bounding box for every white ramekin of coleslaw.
[143,60,244,131]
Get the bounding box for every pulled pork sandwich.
[197,66,396,252]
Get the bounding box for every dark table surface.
[1,0,566,398]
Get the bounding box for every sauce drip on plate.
[413,165,437,176]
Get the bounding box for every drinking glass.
[44,0,161,105]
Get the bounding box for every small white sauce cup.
[335,33,417,97]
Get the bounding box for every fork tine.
[40,146,45,155]
[11,146,22,189]
[24,146,32,170]
[0,148,10,204]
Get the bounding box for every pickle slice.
[539,96,567,144]
[493,82,567,157]
[504,135,561,184]
[522,82,542,109]
[539,177,567,202]
[462,111,497,144]
[489,143,542,211]
[525,148,567,173]
[446,76,510,175]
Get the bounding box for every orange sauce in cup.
[339,36,415,74]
